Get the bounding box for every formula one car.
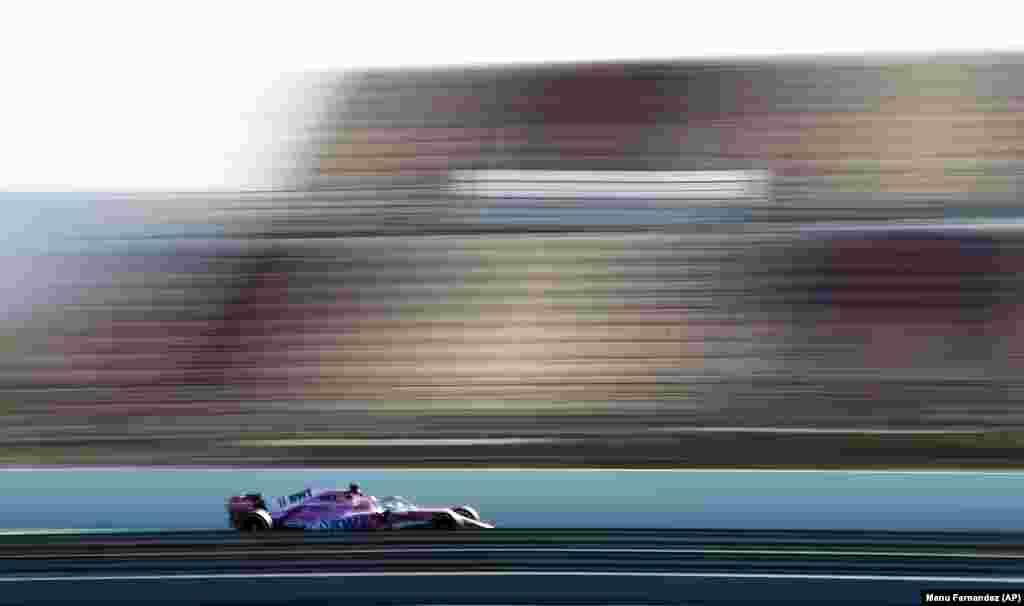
[227,483,494,531]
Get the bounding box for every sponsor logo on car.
[318,514,373,531]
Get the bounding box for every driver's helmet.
[348,482,362,495]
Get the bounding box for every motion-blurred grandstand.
[5,55,1024,467]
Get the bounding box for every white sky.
[2,0,1024,192]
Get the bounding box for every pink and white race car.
[227,483,494,531]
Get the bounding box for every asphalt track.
[1,529,1023,605]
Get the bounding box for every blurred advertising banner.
[447,169,769,228]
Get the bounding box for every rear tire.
[242,511,272,532]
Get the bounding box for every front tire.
[432,513,459,531]
[452,506,480,521]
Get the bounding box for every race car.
[227,483,494,531]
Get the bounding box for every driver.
[343,482,378,512]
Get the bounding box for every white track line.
[2,571,1023,583]
[7,547,1024,560]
